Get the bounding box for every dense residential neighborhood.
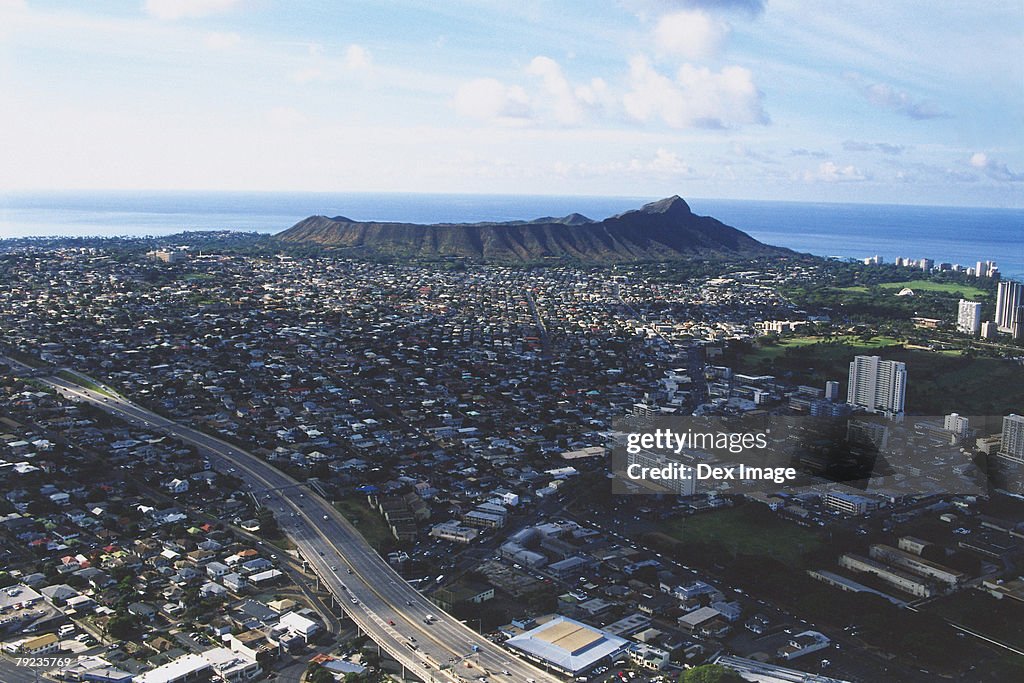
[0,238,1021,682]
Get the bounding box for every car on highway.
[351,598,358,604]
[388,619,395,625]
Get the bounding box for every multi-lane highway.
[3,357,559,683]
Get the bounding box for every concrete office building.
[847,356,906,418]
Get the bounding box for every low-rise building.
[628,642,671,670]
[777,630,830,661]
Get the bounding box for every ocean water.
[1,191,1022,280]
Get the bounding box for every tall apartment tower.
[999,414,1024,464]
[943,413,970,436]
[847,355,906,419]
[956,299,983,335]
[825,380,841,402]
[995,280,1024,337]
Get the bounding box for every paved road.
[8,358,557,683]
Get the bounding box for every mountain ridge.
[276,195,792,262]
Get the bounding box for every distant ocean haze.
[1,191,1021,280]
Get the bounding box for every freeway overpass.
[5,357,561,683]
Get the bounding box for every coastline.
[2,191,1022,279]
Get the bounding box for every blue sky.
[2,0,1022,206]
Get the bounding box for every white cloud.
[527,56,583,124]
[553,148,697,180]
[575,77,611,107]
[623,56,767,129]
[843,72,948,120]
[342,44,372,72]
[144,0,241,21]
[805,161,868,182]
[969,152,1024,182]
[204,31,240,50]
[454,78,532,122]
[843,140,906,155]
[654,9,729,60]
[648,148,693,174]
[525,56,613,126]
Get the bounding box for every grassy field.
[655,505,824,567]
[737,335,904,367]
[877,279,989,298]
[333,498,394,551]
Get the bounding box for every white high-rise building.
[995,280,1024,337]
[825,381,841,402]
[998,414,1024,464]
[943,413,970,436]
[847,356,906,419]
[956,299,983,335]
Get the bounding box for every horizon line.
[2,188,1023,212]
